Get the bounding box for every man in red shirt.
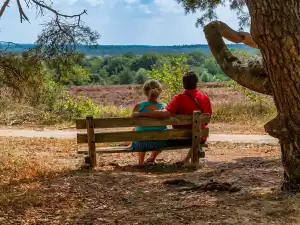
[133,71,212,165]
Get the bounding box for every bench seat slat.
[76,114,210,129]
[77,128,209,143]
[77,144,208,154]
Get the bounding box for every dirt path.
[0,128,278,145]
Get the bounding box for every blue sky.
[0,0,245,45]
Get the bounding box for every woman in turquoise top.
[131,79,167,165]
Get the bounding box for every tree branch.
[217,21,258,48]
[0,41,25,53]
[0,0,10,17]
[16,0,30,22]
[203,21,272,95]
[1,0,87,24]
[31,0,87,19]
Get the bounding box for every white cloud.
[86,0,104,6]
[120,0,182,16]
[153,0,182,13]
[67,0,104,6]
[138,4,152,14]
[125,0,139,3]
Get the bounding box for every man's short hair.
[182,71,198,90]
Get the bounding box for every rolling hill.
[0,43,257,56]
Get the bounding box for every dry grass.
[0,138,78,184]
[1,137,300,224]
[212,102,276,125]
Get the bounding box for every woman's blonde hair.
[143,79,162,99]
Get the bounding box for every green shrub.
[28,79,63,109]
[24,79,102,124]
[148,55,188,103]
[51,91,101,122]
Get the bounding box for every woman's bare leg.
[138,152,146,165]
[182,149,192,164]
[181,144,205,164]
[147,151,162,162]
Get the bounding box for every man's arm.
[202,96,212,125]
[133,96,178,118]
[133,109,171,118]
[205,97,212,116]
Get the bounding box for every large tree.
[177,0,300,192]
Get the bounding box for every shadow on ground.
[1,154,296,225]
[111,162,198,174]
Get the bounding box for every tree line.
[0,43,256,56]
[52,51,237,86]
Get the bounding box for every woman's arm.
[132,103,140,116]
[131,103,141,132]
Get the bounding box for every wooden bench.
[76,111,210,168]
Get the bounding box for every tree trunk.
[203,0,300,192]
[246,0,300,192]
[55,65,62,83]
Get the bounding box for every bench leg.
[199,146,205,158]
[192,111,202,166]
[86,116,96,168]
[85,156,91,165]
[190,147,206,168]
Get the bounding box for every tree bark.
[245,0,300,192]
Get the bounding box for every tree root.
[264,114,290,144]
[281,172,300,193]
[163,179,241,193]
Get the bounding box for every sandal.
[175,160,190,167]
[175,161,184,167]
[145,158,156,165]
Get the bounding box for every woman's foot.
[145,158,156,165]
[175,159,190,167]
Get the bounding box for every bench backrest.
[76,112,210,144]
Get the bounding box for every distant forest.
[0,43,257,57]
[0,43,259,86]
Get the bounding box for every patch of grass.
[0,137,77,184]
[0,89,132,126]
[92,101,275,125]
[212,102,276,125]
[0,137,81,218]
[96,105,131,118]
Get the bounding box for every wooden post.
[191,111,202,166]
[86,116,96,168]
